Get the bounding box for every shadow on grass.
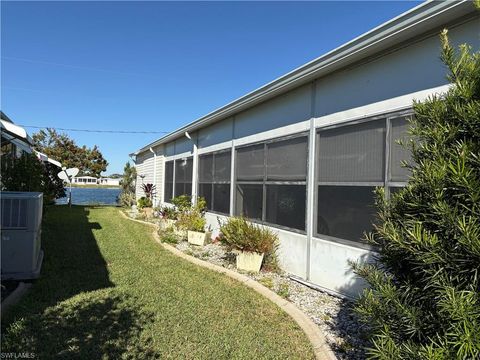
[2,289,157,359]
[1,206,157,358]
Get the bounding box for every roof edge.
[134,0,475,155]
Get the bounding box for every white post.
[191,139,198,205]
[149,147,157,206]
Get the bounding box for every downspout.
[149,147,157,206]
[185,131,198,205]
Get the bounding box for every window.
[164,161,174,202]
[315,113,413,244]
[316,120,385,242]
[174,157,193,197]
[235,135,308,231]
[198,150,231,214]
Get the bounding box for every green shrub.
[159,205,178,220]
[159,227,179,244]
[171,195,192,212]
[219,217,278,254]
[176,210,206,232]
[1,152,65,204]
[171,195,207,213]
[137,196,152,209]
[351,30,480,359]
[118,191,136,208]
[171,196,207,232]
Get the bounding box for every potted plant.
[139,183,156,218]
[179,210,209,246]
[219,217,278,272]
[175,196,209,245]
[159,205,178,229]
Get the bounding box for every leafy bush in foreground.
[219,217,278,255]
[352,30,480,359]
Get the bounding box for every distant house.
[98,177,120,186]
[131,2,479,298]
[72,176,98,184]
[72,176,120,186]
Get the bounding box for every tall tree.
[120,161,137,194]
[1,152,65,204]
[352,31,480,358]
[33,128,108,177]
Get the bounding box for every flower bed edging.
[119,210,337,360]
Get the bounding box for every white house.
[72,176,98,184]
[72,176,120,186]
[131,1,479,298]
[98,177,120,186]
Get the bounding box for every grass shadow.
[2,289,157,359]
[1,206,158,358]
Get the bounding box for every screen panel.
[235,184,263,220]
[214,151,231,182]
[317,185,377,242]
[266,184,306,230]
[317,120,386,183]
[213,184,230,214]
[236,144,264,181]
[390,117,413,182]
[266,136,308,181]
[199,154,213,183]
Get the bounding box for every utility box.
[1,192,44,280]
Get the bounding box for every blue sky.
[2,1,421,174]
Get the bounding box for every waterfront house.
[98,177,120,186]
[72,176,98,185]
[131,1,479,297]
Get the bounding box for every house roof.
[132,0,476,156]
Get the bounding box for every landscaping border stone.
[120,211,337,360]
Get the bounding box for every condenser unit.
[1,192,43,280]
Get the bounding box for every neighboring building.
[72,176,120,186]
[72,176,98,184]
[1,112,61,280]
[131,2,479,297]
[98,177,120,186]
[1,111,34,158]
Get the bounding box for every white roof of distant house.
[75,175,97,179]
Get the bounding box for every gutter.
[133,0,475,155]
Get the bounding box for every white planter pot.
[236,251,264,272]
[187,230,209,246]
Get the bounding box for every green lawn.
[1,206,314,359]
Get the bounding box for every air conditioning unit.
[1,191,43,280]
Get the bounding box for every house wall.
[135,145,165,205]
[143,16,479,298]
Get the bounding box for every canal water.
[56,187,121,206]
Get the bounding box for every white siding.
[313,17,479,118]
[135,145,164,206]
